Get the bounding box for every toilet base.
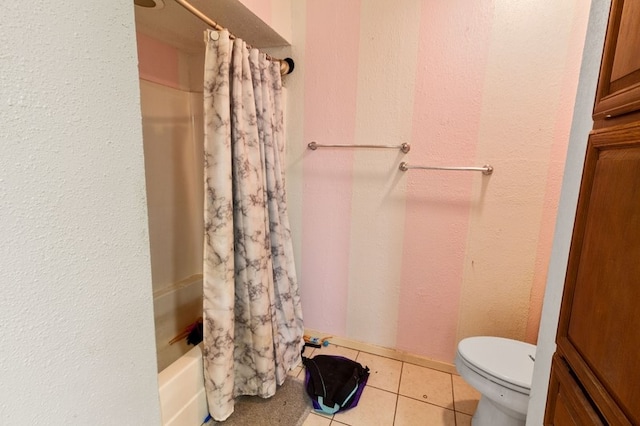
[472,395,526,426]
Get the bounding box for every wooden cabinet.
[545,1,640,424]
[547,355,604,426]
[594,0,640,121]
[545,124,640,425]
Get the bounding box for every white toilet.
[455,336,536,426]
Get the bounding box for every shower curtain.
[202,30,304,421]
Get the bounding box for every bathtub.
[153,274,203,372]
[154,274,208,426]
[158,344,209,426]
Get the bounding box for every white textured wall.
[0,1,161,424]
[526,0,610,424]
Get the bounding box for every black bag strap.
[302,357,327,401]
[333,366,361,406]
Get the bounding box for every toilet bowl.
[455,336,536,426]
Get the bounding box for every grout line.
[392,390,399,425]
[452,374,459,426]
[395,393,457,411]
[451,373,457,412]
[392,384,400,425]
[394,362,403,425]
[452,374,458,426]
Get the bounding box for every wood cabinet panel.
[553,395,578,426]
[593,0,640,120]
[545,356,604,426]
[610,0,640,82]
[568,133,640,415]
[555,123,640,425]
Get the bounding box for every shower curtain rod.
[173,0,294,75]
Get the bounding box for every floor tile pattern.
[297,345,480,426]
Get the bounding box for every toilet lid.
[457,336,536,390]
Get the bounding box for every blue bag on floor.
[302,354,370,415]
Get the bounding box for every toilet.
[455,336,536,426]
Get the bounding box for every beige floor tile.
[455,411,472,426]
[399,363,454,409]
[394,396,455,426]
[303,347,318,358]
[451,375,480,415]
[302,413,332,426]
[288,365,303,378]
[332,386,397,426]
[310,344,359,360]
[356,352,402,393]
[310,409,333,421]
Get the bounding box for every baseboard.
[304,328,458,375]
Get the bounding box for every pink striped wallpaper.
[137,0,592,365]
[397,0,495,361]
[300,0,361,335]
[286,0,591,364]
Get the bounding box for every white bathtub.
[158,344,209,426]
[153,275,203,372]
[154,275,208,425]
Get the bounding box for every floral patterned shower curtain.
[202,30,304,421]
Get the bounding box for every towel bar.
[399,162,493,175]
[308,142,411,153]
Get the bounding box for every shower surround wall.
[136,33,205,371]
[278,0,593,364]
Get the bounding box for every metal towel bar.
[308,141,411,153]
[399,162,493,175]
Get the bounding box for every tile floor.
[289,344,481,426]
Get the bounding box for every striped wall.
[139,0,592,366]
[284,0,592,364]
[300,0,361,335]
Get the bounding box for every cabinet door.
[544,356,603,426]
[593,0,640,120]
[556,123,640,425]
